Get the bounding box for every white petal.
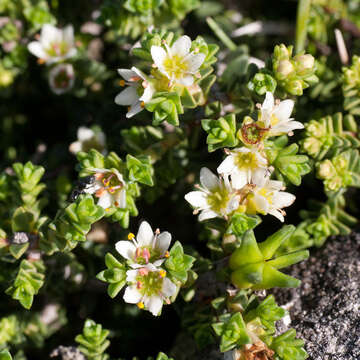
[231,170,249,190]
[226,196,240,213]
[62,25,74,46]
[123,286,142,303]
[156,232,171,254]
[118,69,138,81]
[28,41,47,59]
[186,53,206,73]
[41,24,61,45]
[65,47,77,58]
[151,46,167,70]
[198,209,218,221]
[69,141,82,154]
[200,167,220,191]
[114,86,139,106]
[144,295,163,316]
[97,191,113,209]
[267,179,284,191]
[268,209,285,222]
[252,193,269,213]
[171,35,191,58]
[153,259,165,267]
[271,120,304,134]
[115,189,127,208]
[139,84,154,103]
[126,269,138,282]
[162,277,177,297]
[77,126,94,141]
[184,191,208,208]
[126,102,143,118]
[262,92,274,112]
[274,99,294,122]
[178,75,194,86]
[115,241,136,260]
[131,66,147,80]
[217,155,236,175]
[272,191,296,208]
[136,221,154,247]
[251,170,268,187]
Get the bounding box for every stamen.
[136,281,143,289]
[119,80,126,87]
[159,269,166,278]
[37,58,46,65]
[95,173,104,180]
[95,188,105,198]
[140,101,145,108]
[105,208,110,212]
[135,248,141,259]
[142,248,151,263]
[129,76,141,82]
[139,267,149,276]
[164,251,170,258]
[128,233,135,240]
[137,302,145,309]
[114,201,119,206]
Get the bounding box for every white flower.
[49,63,75,95]
[123,264,177,316]
[114,67,155,118]
[245,171,295,222]
[115,221,171,268]
[69,126,106,155]
[83,168,126,210]
[217,147,268,190]
[28,24,76,64]
[259,92,304,136]
[185,167,240,221]
[151,35,205,86]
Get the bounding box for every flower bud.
[287,79,303,96]
[318,160,336,179]
[306,120,325,138]
[294,54,315,76]
[0,68,13,87]
[325,176,342,191]
[303,137,321,156]
[276,60,295,80]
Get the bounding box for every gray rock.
[272,233,360,360]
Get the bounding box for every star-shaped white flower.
[123,264,177,316]
[151,35,205,86]
[217,147,268,190]
[245,171,295,222]
[259,92,304,136]
[114,67,155,118]
[69,126,106,155]
[28,24,77,64]
[83,168,126,210]
[185,167,240,221]
[115,221,171,268]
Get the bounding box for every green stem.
[295,0,311,54]
[206,17,237,51]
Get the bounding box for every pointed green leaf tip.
[229,227,309,290]
[96,253,127,298]
[75,319,110,360]
[269,329,308,360]
[0,351,12,360]
[202,113,238,152]
[126,154,154,186]
[5,259,45,309]
[212,312,252,352]
[165,241,195,284]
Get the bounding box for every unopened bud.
[303,137,321,156]
[276,60,295,79]
[318,160,336,179]
[294,54,315,76]
[287,79,303,96]
[326,176,342,191]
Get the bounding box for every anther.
[137,302,145,309]
[119,80,126,87]
[159,269,166,278]
[128,233,135,240]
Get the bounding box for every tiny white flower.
[185,167,240,221]
[115,221,171,268]
[259,91,304,136]
[151,35,205,86]
[69,126,106,155]
[217,147,268,190]
[114,66,155,118]
[83,168,126,210]
[123,263,177,316]
[245,171,295,222]
[28,24,77,64]
[49,63,75,95]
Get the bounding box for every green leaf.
[0,350,12,360]
[126,154,154,186]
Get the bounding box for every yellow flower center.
[270,114,280,126]
[162,55,189,79]
[234,152,261,170]
[207,186,230,214]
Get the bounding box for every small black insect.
[69,175,96,201]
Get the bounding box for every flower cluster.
[28,24,76,94]
[186,92,301,223]
[114,30,218,124]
